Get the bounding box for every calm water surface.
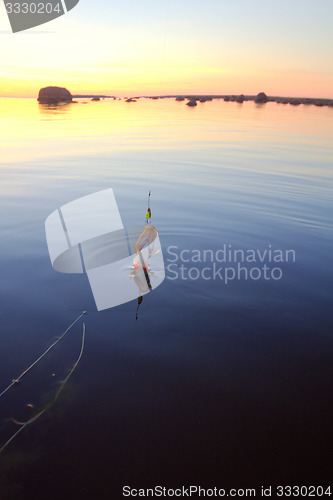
[0,98,332,498]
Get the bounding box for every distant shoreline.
[72,94,333,107]
[1,95,332,107]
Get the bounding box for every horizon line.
[1,92,333,100]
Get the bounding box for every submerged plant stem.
[0,312,86,399]
[0,322,86,454]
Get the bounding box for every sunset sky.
[0,0,332,98]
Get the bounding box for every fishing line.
[0,311,86,399]
[0,322,86,454]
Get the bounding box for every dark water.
[0,98,332,498]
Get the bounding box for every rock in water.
[37,86,73,104]
[236,94,244,103]
[186,98,197,107]
[254,92,268,103]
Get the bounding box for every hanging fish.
[135,224,158,254]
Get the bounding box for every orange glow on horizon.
[1,62,332,99]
